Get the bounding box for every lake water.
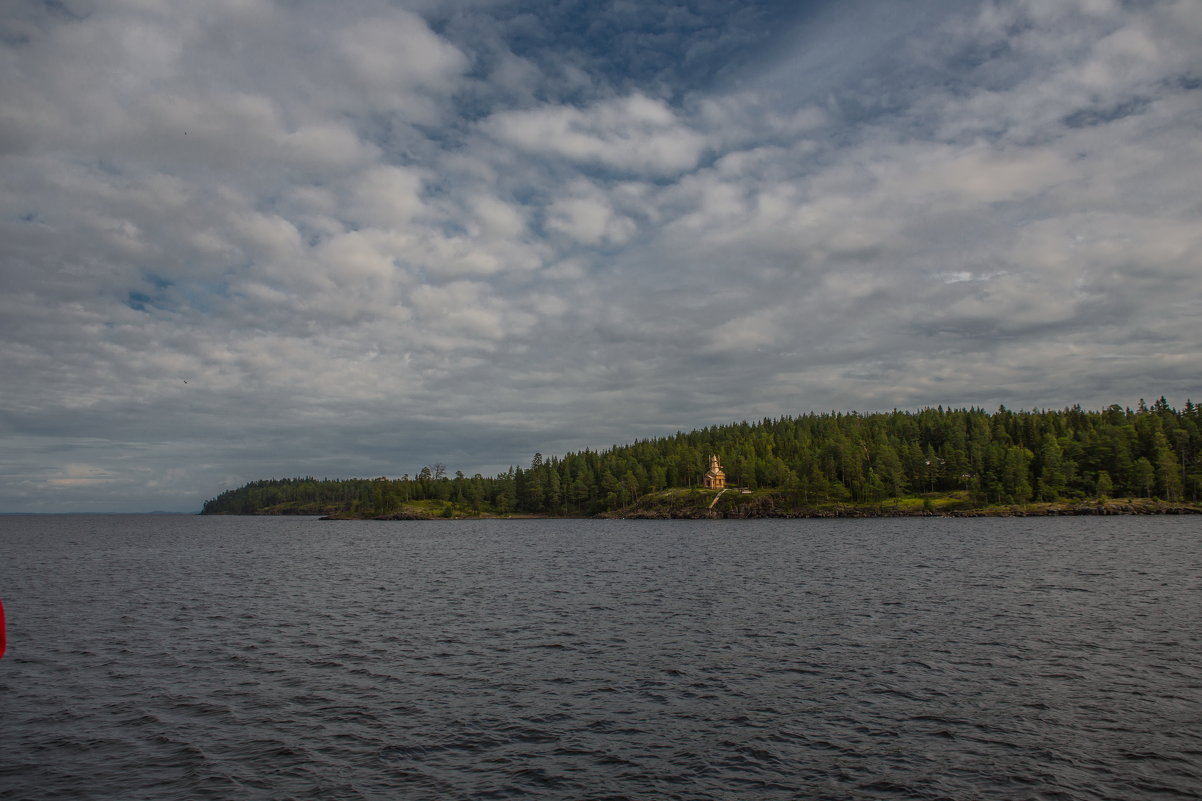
[1,515,1200,800]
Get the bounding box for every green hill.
[202,398,1202,518]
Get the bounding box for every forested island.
[202,399,1202,519]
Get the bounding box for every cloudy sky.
[2,0,1200,512]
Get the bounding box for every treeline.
[202,398,1202,516]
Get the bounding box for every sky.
[1,0,1200,512]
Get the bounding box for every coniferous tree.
[202,400,1200,515]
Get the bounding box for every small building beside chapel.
[703,454,726,489]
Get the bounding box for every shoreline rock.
[239,496,1202,521]
[611,497,1202,520]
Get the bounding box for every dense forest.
[202,398,1202,517]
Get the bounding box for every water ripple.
[2,515,1200,800]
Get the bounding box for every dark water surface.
[2,515,1200,800]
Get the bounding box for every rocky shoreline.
[611,498,1202,520]
[305,498,1202,521]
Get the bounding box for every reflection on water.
[2,515,1200,800]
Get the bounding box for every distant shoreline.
[199,403,1202,520]
[297,497,1202,521]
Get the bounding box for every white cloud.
[347,165,428,230]
[876,143,1071,206]
[485,93,709,174]
[546,181,637,246]
[334,12,469,114]
[410,280,532,348]
[470,195,528,239]
[312,230,411,289]
[700,308,785,355]
[337,12,469,88]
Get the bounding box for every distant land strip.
[201,400,1201,519]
